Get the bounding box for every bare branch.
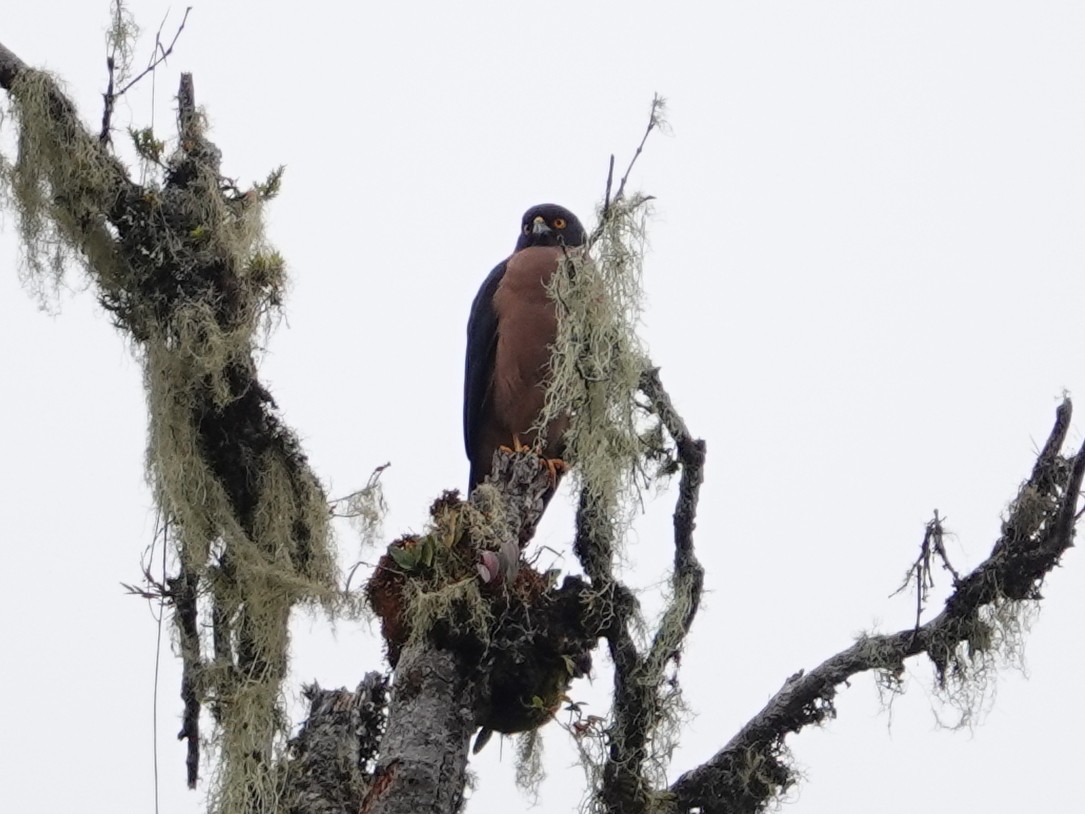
[669,398,1082,814]
[893,510,961,632]
[616,97,662,198]
[169,567,201,789]
[100,56,116,145]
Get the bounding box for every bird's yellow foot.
[497,437,564,485]
[498,434,532,455]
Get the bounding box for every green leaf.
[389,544,419,571]
[420,537,435,568]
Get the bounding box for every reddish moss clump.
[364,534,419,667]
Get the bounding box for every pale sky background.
[2,2,1083,812]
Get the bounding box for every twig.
[344,559,377,594]
[893,510,960,632]
[100,55,116,145]
[611,95,665,210]
[100,6,192,144]
[589,95,666,247]
[119,6,191,99]
[329,462,391,516]
[602,154,616,214]
[152,512,169,814]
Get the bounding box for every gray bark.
[362,646,478,814]
[283,673,388,814]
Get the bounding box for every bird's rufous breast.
[490,246,569,453]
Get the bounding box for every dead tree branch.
[168,565,202,789]
[669,398,1082,814]
[893,509,961,633]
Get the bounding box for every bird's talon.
[544,457,566,486]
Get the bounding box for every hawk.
[463,203,586,494]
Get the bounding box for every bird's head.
[514,204,586,251]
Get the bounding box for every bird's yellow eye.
[553,217,567,229]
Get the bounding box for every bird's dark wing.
[464,260,508,485]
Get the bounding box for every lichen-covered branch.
[640,367,706,675]
[669,399,1083,814]
[1,41,338,811]
[1,40,138,284]
[574,368,705,814]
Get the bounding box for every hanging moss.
[538,194,662,568]
[2,66,341,813]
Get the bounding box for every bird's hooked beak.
[531,215,551,236]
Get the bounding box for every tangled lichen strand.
[515,730,545,801]
[208,680,293,814]
[342,471,389,555]
[540,196,654,552]
[927,595,1034,730]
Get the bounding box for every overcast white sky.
[2,2,1084,812]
